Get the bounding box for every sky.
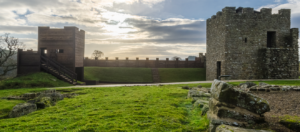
[0,0,300,60]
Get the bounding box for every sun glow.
[99,10,138,38]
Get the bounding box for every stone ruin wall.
[206,10,227,80]
[263,48,298,79]
[206,7,299,80]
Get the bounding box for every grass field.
[159,68,206,83]
[0,83,210,131]
[84,67,206,83]
[0,72,72,89]
[1,78,300,131]
[84,67,153,82]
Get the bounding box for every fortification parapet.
[260,8,272,15]
[216,11,222,17]
[222,7,236,14]
[207,7,290,24]
[279,9,291,16]
[242,7,254,14]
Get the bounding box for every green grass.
[0,88,47,119]
[159,68,206,83]
[228,80,300,86]
[84,67,153,82]
[0,72,73,89]
[0,83,210,131]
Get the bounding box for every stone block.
[210,79,270,115]
[9,103,37,118]
[216,124,272,132]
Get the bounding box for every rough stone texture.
[9,103,37,118]
[216,124,272,132]
[239,82,257,88]
[263,48,298,79]
[279,120,300,131]
[259,82,270,86]
[182,86,191,89]
[188,90,211,103]
[187,90,211,98]
[208,80,270,132]
[201,104,209,116]
[194,99,209,108]
[206,7,299,80]
[35,97,52,109]
[210,79,270,114]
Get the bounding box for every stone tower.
[206,7,299,80]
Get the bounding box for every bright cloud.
[0,0,299,59]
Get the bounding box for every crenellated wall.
[17,49,40,75]
[38,26,85,81]
[84,55,206,68]
[206,7,299,80]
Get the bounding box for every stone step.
[151,68,161,83]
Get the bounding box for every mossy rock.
[194,99,209,108]
[211,79,270,115]
[279,115,300,131]
[201,104,209,116]
[36,97,52,109]
[216,124,272,132]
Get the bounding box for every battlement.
[207,7,291,22]
[18,49,38,53]
[38,26,85,32]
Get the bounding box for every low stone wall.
[263,48,298,79]
[84,57,205,68]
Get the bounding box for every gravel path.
[252,91,300,132]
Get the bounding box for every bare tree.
[172,56,182,61]
[91,50,104,60]
[0,33,25,77]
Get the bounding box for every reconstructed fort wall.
[38,26,85,81]
[206,7,299,80]
[84,56,205,68]
[17,49,40,75]
[38,27,85,71]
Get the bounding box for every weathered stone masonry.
[206,7,299,80]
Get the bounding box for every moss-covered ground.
[0,83,211,131]
[159,68,206,82]
[84,67,153,82]
[0,72,73,89]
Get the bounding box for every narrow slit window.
[58,49,64,53]
[56,49,64,53]
[267,31,276,48]
[245,38,247,43]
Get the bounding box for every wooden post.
[176,58,179,68]
[126,57,128,67]
[156,58,159,68]
[136,57,139,67]
[105,57,108,67]
[185,58,188,68]
[146,58,149,68]
[116,57,119,67]
[166,58,169,68]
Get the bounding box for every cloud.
[0,26,37,34]
[257,0,300,14]
[108,43,204,59]
[109,18,206,44]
